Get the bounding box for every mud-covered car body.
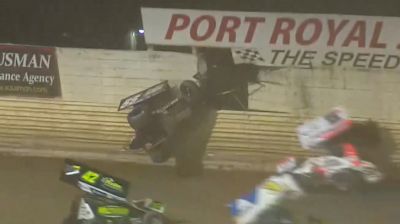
[61,160,167,224]
[118,79,203,163]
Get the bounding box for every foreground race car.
[230,144,383,224]
[230,172,301,224]
[230,108,384,224]
[61,160,168,224]
[281,144,383,191]
[118,77,203,163]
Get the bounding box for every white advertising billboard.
[142,8,400,69]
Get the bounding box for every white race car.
[230,173,301,224]
[230,144,383,224]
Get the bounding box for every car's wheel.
[143,211,166,224]
[180,80,201,105]
[127,106,150,130]
[148,145,172,163]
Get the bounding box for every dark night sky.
[0,0,399,49]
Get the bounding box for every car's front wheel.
[148,145,172,163]
[180,80,201,106]
[127,106,151,130]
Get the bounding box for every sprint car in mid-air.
[61,160,168,224]
[118,76,204,164]
[297,107,353,150]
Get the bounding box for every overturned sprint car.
[118,75,212,176]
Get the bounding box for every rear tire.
[180,80,201,106]
[127,106,150,130]
[148,144,172,163]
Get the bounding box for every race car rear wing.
[118,81,170,111]
[60,159,130,202]
[297,107,352,149]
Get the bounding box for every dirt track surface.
[0,156,265,224]
[0,155,399,224]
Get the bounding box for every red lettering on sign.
[244,17,266,43]
[216,16,241,42]
[270,18,295,44]
[190,15,216,41]
[370,22,387,48]
[343,21,366,48]
[296,18,322,45]
[165,14,190,40]
[327,19,349,46]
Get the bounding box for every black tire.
[179,80,201,105]
[158,113,177,136]
[127,106,150,130]
[148,145,172,163]
[143,211,166,224]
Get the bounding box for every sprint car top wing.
[61,159,130,202]
[118,81,170,111]
[297,108,352,149]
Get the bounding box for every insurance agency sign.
[0,44,61,97]
[142,8,400,70]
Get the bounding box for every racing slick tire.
[148,144,172,164]
[180,80,201,106]
[127,106,151,130]
[143,211,167,224]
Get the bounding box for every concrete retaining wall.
[250,67,400,121]
[1,46,400,167]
